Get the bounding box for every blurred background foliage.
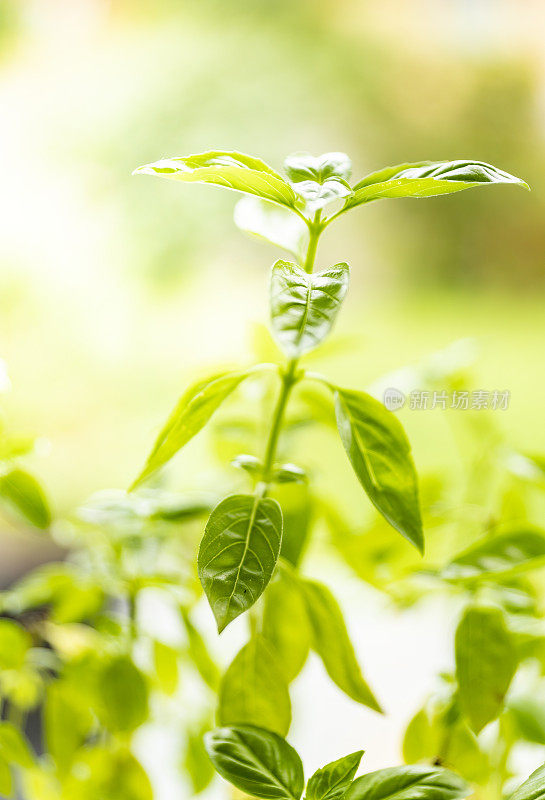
[1,0,545,791]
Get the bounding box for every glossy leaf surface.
[344,765,469,800]
[270,261,349,358]
[334,388,423,552]
[219,635,291,736]
[205,725,304,800]
[132,370,252,488]
[307,751,364,800]
[285,152,353,212]
[198,494,283,632]
[134,151,297,208]
[345,160,529,208]
[299,577,381,712]
[455,606,517,733]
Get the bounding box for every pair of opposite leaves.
[205,723,545,800]
[132,149,528,632]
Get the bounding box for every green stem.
[257,212,324,494]
[303,211,322,273]
[260,359,299,489]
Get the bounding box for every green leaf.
[234,197,309,261]
[344,160,529,209]
[134,151,297,209]
[334,388,423,552]
[0,468,51,528]
[204,724,304,800]
[270,261,350,358]
[403,705,490,783]
[218,635,291,736]
[0,722,34,767]
[232,454,264,478]
[0,619,31,670]
[272,463,307,484]
[153,640,179,695]
[97,655,149,733]
[284,152,353,212]
[284,152,352,184]
[262,570,310,683]
[344,765,469,800]
[307,751,364,800]
[132,369,253,489]
[44,682,92,774]
[298,577,381,712]
[510,763,545,800]
[455,606,517,733]
[443,527,545,581]
[198,493,283,633]
[181,609,220,690]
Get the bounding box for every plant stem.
[303,211,322,273]
[258,213,323,493]
[261,358,299,489]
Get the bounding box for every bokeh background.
[1,0,544,796]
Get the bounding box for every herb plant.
[131,150,528,710]
[1,149,541,800]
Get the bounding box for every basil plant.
[130,147,538,789]
[0,148,535,799]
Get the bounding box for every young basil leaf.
[284,152,353,211]
[0,468,51,529]
[198,493,283,632]
[284,152,352,183]
[204,725,304,800]
[231,454,264,478]
[298,576,382,712]
[443,527,545,581]
[219,635,291,736]
[272,463,307,484]
[263,571,311,683]
[306,750,364,800]
[344,765,469,800]
[510,762,545,800]
[134,151,297,209]
[333,388,423,553]
[455,606,517,733]
[344,160,529,209]
[270,261,350,358]
[132,369,253,489]
[234,196,309,262]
